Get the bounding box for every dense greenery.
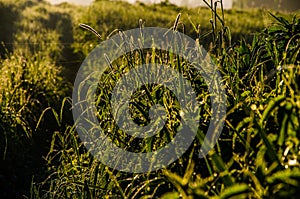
[0,0,72,197]
[0,0,299,198]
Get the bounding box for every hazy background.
[47,0,234,9]
[46,0,300,12]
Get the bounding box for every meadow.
[0,0,299,198]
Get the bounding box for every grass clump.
[0,52,68,197]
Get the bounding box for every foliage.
[0,0,70,197]
[32,2,300,199]
[0,0,299,198]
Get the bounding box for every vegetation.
[0,0,299,198]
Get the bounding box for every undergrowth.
[0,0,299,198]
[30,1,300,199]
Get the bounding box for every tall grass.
[0,0,71,197]
[0,0,299,198]
[30,1,300,199]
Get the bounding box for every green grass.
[0,0,71,197]
[0,0,299,198]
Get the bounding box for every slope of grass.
[72,1,270,56]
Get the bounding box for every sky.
[47,0,233,9]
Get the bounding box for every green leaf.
[160,192,180,199]
[218,184,249,199]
